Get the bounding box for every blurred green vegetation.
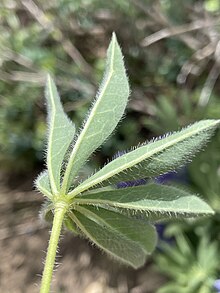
[155,232,220,293]
[1,0,220,291]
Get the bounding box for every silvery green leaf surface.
[68,205,157,268]
[74,184,214,217]
[35,170,52,199]
[61,33,130,194]
[46,75,75,195]
[69,120,219,196]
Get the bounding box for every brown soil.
[0,173,165,293]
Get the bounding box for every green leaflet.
[74,184,214,217]
[61,33,130,194]
[69,120,220,196]
[35,171,52,199]
[69,205,157,268]
[46,75,75,195]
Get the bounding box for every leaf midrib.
[74,197,214,215]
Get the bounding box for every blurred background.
[0,0,220,292]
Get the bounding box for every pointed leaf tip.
[46,73,51,80]
[111,32,117,41]
[46,73,53,85]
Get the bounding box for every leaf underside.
[74,184,214,217]
[69,119,219,196]
[35,170,52,199]
[61,33,130,193]
[68,205,157,268]
[46,75,75,194]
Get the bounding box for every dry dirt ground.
[0,173,166,293]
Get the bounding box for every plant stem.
[40,202,67,293]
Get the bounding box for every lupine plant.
[155,233,220,293]
[35,33,219,292]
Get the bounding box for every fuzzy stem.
[40,203,67,293]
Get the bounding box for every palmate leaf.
[74,184,214,217]
[69,120,220,197]
[46,75,75,195]
[68,205,157,268]
[36,33,219,273]
[61,33,130,194]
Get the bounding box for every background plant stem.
[40,203,67,293]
